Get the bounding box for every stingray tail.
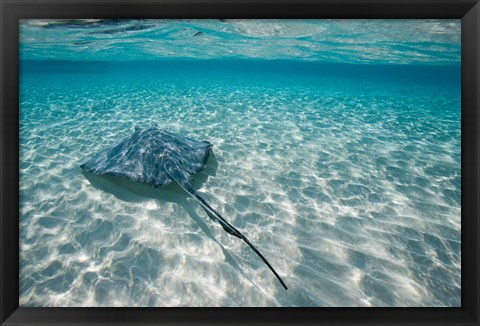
[188,187,288,291]
[166,171,287,290]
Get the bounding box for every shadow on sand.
[80,151,268,295]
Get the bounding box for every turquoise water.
[19,20,461,307]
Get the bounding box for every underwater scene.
[19,19,461,307]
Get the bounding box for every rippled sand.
[19,61,461,307]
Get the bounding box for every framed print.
[1,0,479,325]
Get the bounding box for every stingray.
[80,126,287,290]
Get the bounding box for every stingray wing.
[80,132,173,186]
[159,130,212,175]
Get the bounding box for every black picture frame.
[1,0,479,325]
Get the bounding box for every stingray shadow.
[82,150,219,203]
[80,150,264,294]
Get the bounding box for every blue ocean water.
[19,20,461,307]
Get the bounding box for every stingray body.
[80,126,287,290]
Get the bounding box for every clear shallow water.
[19,20,460,307]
